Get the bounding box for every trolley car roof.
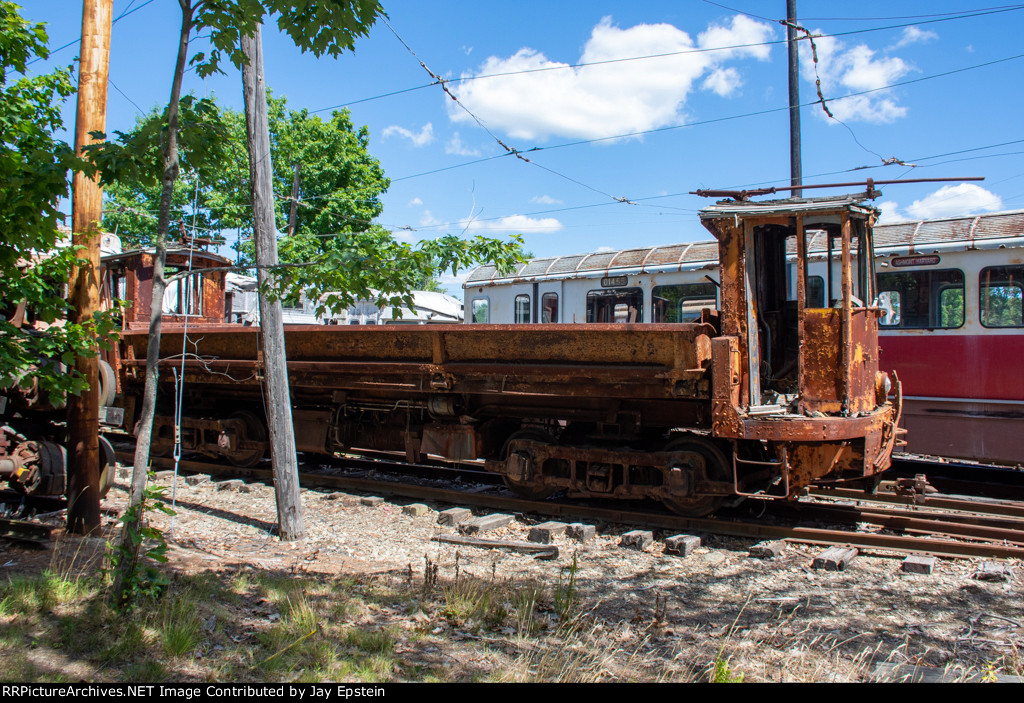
[466,208,1024,286]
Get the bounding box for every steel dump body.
[119,322,716,434]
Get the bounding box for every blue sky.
[22,1,1024,291]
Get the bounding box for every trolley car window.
[470,297,489,323]
[162,273,204,316]
[652,283,717,323]
[807,276,825,308]
[586,288,642,323]
[541,293,558,323]
[514,294,531,323]
[980,266,1024,328]
[876,269,964,329]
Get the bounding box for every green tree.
[0,2,117,400]
[85,0,523,604]
[96,95,231,248]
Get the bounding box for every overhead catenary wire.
[311,4,1024,114]
[379,16,636,206]
[388,51,1024,184]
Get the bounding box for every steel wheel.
[500,427,557,500]
[225,410,267,467]
[660,436,730,517]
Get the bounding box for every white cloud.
[439,269,472,287]
[459,214,563,233]
[382,122,435,147]
[449,15,774,142]
[530,195,562,205]
[800,33,913,123]
[392,228,415,243]
[595,246,615,253]
[408,197,423,207]
[892,26,938,49]
[445,132,481,156]
[702,67,742,96]
[906,184,1002,220]
[419,210,442,227]
[876,201,909,224]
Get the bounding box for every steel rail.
[809,485,1024,519]
[0,517,55,543]
[119,452,1024,560]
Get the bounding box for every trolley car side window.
[541,293,558,323]
[470,297,489,323]
[652,283,717,322]
[980,265,1024,328]
[586,288,643,323]
[514,294,530,323]
[877,269,964,329]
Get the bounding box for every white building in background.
[225,273,463,325]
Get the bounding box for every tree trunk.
[115,0,194,601]
[241,23,306,541]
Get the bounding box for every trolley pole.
[241,23,306,541]
[787,0,803,198]
[68,0,113,534]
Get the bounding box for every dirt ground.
[3,466,1022,683]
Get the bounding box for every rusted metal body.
[110,194,899,515]
[700,195,898,499]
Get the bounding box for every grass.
[0,529,1013,684]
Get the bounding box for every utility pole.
[241,23,306,541]
[787,0,803,198]
[68,0,113,534]
[287,163,301,236]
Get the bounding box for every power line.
[22,0,157,68]
[380,16,636,206]
[310,4,1024,114]
[390,51,1024,183]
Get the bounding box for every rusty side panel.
[801,308,842,413]
[121,323,716,403]
[711,335,742,437]
[846,309,880,415]
[800,308,878,415]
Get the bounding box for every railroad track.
[113,450,1024,560]
[891,454,1024,501]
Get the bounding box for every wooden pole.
[68,0,113,534]
[787,0,802,198]
[241,23,306,541]
[287,163,301,236]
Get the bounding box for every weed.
[553,551,579,622]
[159,603,201,658]
[440,576,509,629]
[256,594,322,674]
[422,555,438,593]
[100,622,147,662]
[345,626,396,655]
[513,582,544,635]
[708,591,751,683]
[711,656,745,683]
[122,659,167,683]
